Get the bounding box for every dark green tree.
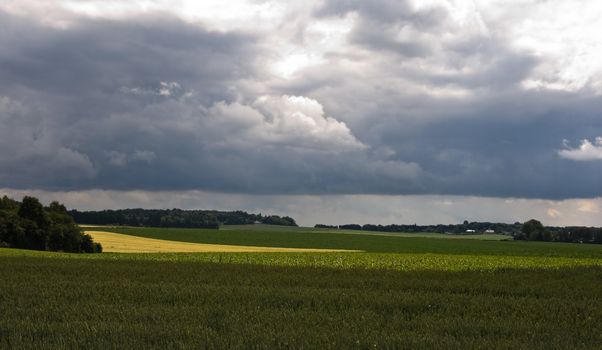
[521,219,548,241]
[19,196,49,229]
[0,195,101,253]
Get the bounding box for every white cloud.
[206,95,367,152]
[120,81,184,98]
[558,137,602,161]
[482,0,602,93]
[158,82,181,97]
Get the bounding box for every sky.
[1,0,601,226]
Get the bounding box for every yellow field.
[86,231,360,253]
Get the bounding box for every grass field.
[1,226,601,349]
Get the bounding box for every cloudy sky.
[1,0,602,226]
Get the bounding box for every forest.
[69,208,298,228]
[0,196,102,253]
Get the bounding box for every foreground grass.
[1,250,600,349]
[91,226,602,258]
[3,223,601,349]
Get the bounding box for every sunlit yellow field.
[86,231,359,253]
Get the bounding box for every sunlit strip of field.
[86,231,361,253]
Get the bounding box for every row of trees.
[0,196,102,253]
[317,220,602,244]
[518,219,602,243]
[69,209,297,228]
[319,222,523,235]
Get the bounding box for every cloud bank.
[1,1,602,201]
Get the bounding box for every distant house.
[465,229,476,233]
[485,229,495,233]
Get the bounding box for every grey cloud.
[272,0,602,199]
[0,11,258,104]
[0,10,423,194]
[1,3,602,200]
[276,41,602,199]
[316,0,537,88]
[0,10,260,189]
[417,50,539,89]
[315,0,447,58]
[355,90,602,199]
[315,0,446,29]
[78,95,423,194]
[349,19,432,58]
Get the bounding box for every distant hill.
[69,208,297,228]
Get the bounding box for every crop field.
[87,230,358,253]
[222,224,513,240]
[1,226,601,349]
[89,225,602,258]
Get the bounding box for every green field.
[223,224,512,240]
[1,226,602,349]
[91,225,602,258]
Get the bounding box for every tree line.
[317,220,602,244]
[517,219,602,243]
[69,208,297,228]
[318,221,523,235]
[0,196,102,253]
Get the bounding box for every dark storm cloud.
[276,0,602,198]
[1,2,602,199]
[0,11,256,103]
[0,10,260,189]
[375,91,602,198]
[287,61,602,198]
[0,10,421,194]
